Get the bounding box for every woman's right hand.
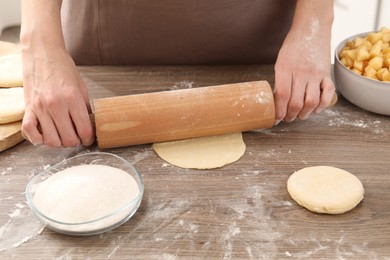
[20,0,94,147]
[21,48,95,147]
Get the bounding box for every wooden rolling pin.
[94,81,274,148]
[93,81,337,148]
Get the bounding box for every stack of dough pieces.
[0,41,25,152]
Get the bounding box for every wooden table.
[1,65,389,259]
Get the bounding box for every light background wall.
[332,0,390,60]
[0,0,21,34]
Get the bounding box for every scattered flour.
[222,221,241,260]
[286,235,378,258]
[171,81,195,90]
[0,167,14,176]
[8,209,21,218]
[255,90,273,105]
[107,245,120,259]
[0,204,45,252]
[257,148,280,159]
[321,109,385,135]
[129,148,154,164]
[328,118,368,128]
[250,129,278,136]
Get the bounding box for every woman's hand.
[21,49,94,147]
[20,0,94,147]
[273,0,335,124]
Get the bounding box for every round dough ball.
[287,166,364,214]
[152,132,246,169]
[0,53,23,88]
[0,87,25,124]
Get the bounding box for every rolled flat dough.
[152,132,246,169]
[0,53,23,88]
[0,87,25,124]
[287,166,364,214]
[33,164,140,232]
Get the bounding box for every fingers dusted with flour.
[20,0,95,147]
[273,0,335,124]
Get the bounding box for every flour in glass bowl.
[29,164,141,234]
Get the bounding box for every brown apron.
[61,0,296,65]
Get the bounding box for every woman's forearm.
[20,0,95,147]
[291,0,334,38]
[273,0,335,123]
[20,0,65,54]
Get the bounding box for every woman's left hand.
[273,0,335,124]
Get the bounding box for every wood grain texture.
[0,65,389,259]
[0,120,24,152]
[94,81,275,148]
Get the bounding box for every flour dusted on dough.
[33,164,140,229]
[0,53,23,87]
[152,132,246,169]
[287,166,364,214]
[0,87,25,124]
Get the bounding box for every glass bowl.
[26,152,144,236]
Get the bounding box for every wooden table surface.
[1,65,389,259]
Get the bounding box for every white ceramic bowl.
[26,152,144,236]
[334,32,390,115]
